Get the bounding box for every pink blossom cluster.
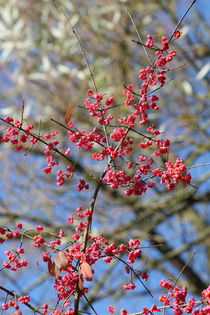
[1,299,20,311]
[38,206,145,305]
[161,158,191,190]
[2,249,28,271]
[157,280,210,315]
[0,207,146,313]
[114,282,210,315]
[0,227,21,244]
[0,116,35,150]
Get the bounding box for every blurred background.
[0,0,210,313]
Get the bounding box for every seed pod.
[54,251,69,270]
[48,258,56,277]
[79,262,93,281]
[65,106,75,124]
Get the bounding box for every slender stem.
[54,1,97,92]
[54,2,110,148]
[132,39,160,51]
[188,163,210,169]
[172,251,196,288]
[124,6,153,65]
[111,254,153,297]
[168,0,197,43]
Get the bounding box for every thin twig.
[54,2,111,147]
[54,1,97,92]
[188,163,210,169]
[172,251,196,288]
[124,6,153,65]
[168,0,197,43]
[111,254,153,297]
[20,100,25,127]
[82,293,98,315]
[132,39,160,51]
[51,118,70,130]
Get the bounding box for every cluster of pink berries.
[0,30,202,315]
